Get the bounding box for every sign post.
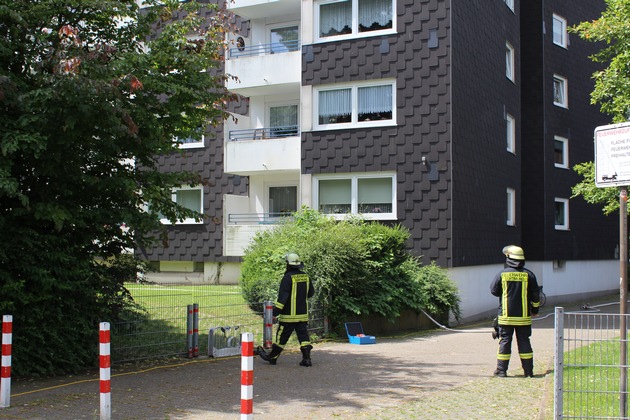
[595,122,629,417]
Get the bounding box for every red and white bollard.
[1,315,12,408]
[240,332,254,419]
[263,301,274,350]
[99,322,111,420]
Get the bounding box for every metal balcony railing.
[228,125,299,141]
[229,40,300,58]
[228,213,295,224]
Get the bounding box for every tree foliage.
[240,209,461,332]
[0,0,234,375]
[570,1,630,213]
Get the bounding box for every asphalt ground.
[0,295,622,420]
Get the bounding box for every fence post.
[241,332,254,419]
[263,301,274,350]
[193,303,199,358]
[187,305,193,359]
[554,307,564,419]
[99,322,111,420]
[1,315,12,408]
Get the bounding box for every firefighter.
[490,245,540,377]
[258,252,315,366]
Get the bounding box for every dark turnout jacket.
[490,258,540,326]
[273,266,315,323]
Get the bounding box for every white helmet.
[285,252,303,267]
[502,245,525,261]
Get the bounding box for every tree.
[0,0,235,375]
[571,0,630,212]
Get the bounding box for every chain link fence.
[111,282,324,364]
[554,306,630,419]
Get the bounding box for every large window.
[553,74,568,108]
[554,136,569,169]
[270,25,299,53]
[506,113,515,154]
[314,173,396,219]
[506,42,514,82]
[507,188,516,226]
[269,104,299,137]
[552,14,567,48]
[177,127,204,149]
[316,0,394,40]
[315,80,395,129]
[269,185,298,215]
[160,186,204,225]
[554,198,569,230]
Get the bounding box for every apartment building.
[140,0,619,320]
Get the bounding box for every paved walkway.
[0,296,621,419]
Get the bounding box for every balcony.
[228,0,301,20]
[225,41,301,97]
[223,196,294,256]
[224,126,301,176]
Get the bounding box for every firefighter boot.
[299,345,313,367]
[494,359,509,377]
[258,344,283,365]
[522,358,534,377]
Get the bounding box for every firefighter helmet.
[285,253,303,267]
[502,245,525,260]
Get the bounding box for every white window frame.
[314,0,396,43]
[177,131,205,149]
[506,42,515,82]
[312,172,397,220]
[554,135,569,169]
[506,113,516,154]
[553,74,568,108]
[314,79,396,130]
[266,182,299,216]
[504,0,514,12]
[554,198,569,230]
[267,21,300,53]
[160,185,204,225]
[507,188,516,226]
[552,14,568,48]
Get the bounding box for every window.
[314,173,396,219]
[554,136,569,168]
[506,42,514,82]
[269,104,299,137]
[506,188,516,226]
[177,127,204,149]
[552,14,567,48]
[506,113,515,154]
[554,198,569,230]
[315,80,395,129]
[269,186,298,216]
[160,186,204,225]
[553,75,568,108]
[504,0,514,12]
[316,0,394,40]
[270,25,299,53]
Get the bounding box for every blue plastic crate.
[344,322,376,345]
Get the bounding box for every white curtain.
[319,89,351,117]
[359,0,392,29]
[270,105,298,127]
[358,85,392,114]
[319,1,352,36]
[176,189,201,212]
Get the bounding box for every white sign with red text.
[595,122,630,188]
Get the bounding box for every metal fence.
[110,282,324,364]
[554,307,630,419]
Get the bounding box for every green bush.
[240,208,461,331]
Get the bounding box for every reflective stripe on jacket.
[274,268,314,323]
[491,266,540,326]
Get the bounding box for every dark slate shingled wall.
[522,0,617,261]
[137,4,249,264]
[450,1,522,266]
[302,0,453,266]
